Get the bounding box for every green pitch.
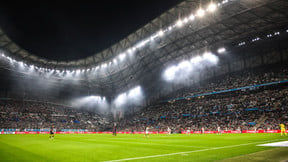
[0,133,287,162]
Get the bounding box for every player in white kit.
[167,127,171,135]
[217,126,221,135]
[187,127,191,136]
[144,126,150,138]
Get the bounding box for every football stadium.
[0,0,288,161]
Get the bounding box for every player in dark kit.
[49,127,54,139]
[131,127,134,135]
[112,122,117,136]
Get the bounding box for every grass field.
[0,133,287,162]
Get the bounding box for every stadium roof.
[0,0,288,100]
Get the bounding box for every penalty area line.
[102,139,283,162]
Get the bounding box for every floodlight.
[158,30,164,36]
[128,48,132,53]
[196,8,205,17]
[176,20,183,27]
[119,53,126,61]
[217,47,226,54]
[113,58,117,64]
[102,63,107,68]
[207,3,217,12]
[189,14,195,21]
[183,18,189,23]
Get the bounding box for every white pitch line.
[102,139,284,162]
[257,141,288,147]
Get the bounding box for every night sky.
[0,1,183,61]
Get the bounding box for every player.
[201,127,205,134]
[49,127,54,139]
[131,127,134,135]
[217,126,221,135]
[112,122,117,136]
[167,127,171,135]
[279,123,287,136]
[144,126,150,138]
[186,127,191,136]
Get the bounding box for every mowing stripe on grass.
[102,139,284,162]
[87,139,210,148]
[85,138,209,148]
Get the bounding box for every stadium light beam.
[164,66,177,81]
[203,52,218,64]
[191,55,202,64]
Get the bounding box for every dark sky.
[0,1,183,61]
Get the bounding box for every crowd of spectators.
[118,86,288,133]
[164,64,288,99]
[117,64,288,133]
[0,100,111,131]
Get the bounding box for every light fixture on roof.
[102,63,107,68]
[136,40,146,48]
[196,8,205,17]
[189,14,195,21]
[207,3,217,12]
[176,20,183,27]
[113,58,117,64]
[119,53,126,61]
[217,47,226,54]
[158,30,164,36]
[238,42,246,46]
[183,17,189,23]
[128,48,132,53]
[222,0,228,4]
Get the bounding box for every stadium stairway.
[255,114,268,129]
